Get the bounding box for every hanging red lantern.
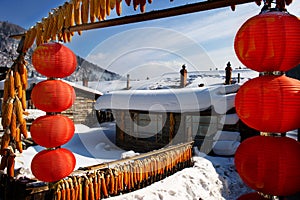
[31,148,76,182]
[237,192,269,200]
[31,80,76,113]
[235,75,300,133]
[234,11,300,72]
[32,42,77,78]
[235,136,300,196]
[30,115,75,148]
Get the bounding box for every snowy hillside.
[78,68,259,93]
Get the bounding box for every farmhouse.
[95,84,258,154]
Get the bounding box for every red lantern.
[237,192,269,200]
[30,115,75,148]
[31,148,76,182]
[235,136,300,196]
[234,11,300,72]
[235,75,300,133]
[31,80,76,112]
[32,42,77,78]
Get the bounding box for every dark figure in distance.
[225,62,232,85]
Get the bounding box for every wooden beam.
[10,0,256,39]
[78,141,193,171]
[67,0,255,33]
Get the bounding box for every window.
[185,115,218,138]
[132,112,164,142]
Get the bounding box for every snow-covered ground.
[2,69,299,199]
[14,123,254,200]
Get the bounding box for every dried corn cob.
[72,176,79,200]
[21,89,27,110]
[125,0,131,6]
[2,99,14,129]
[73,0,81,24]
[68,2,75,28]
[81,0,89,24]
[35,22,43,46]
[10,112,17,140]
[22,30,31,53]
[14,68,22,90]
[16,141,23,153]
[60,180,66,200]
[8,71,15,98]
[110,0,116,10]
[0,132,10,150]
[3,78,9,103]
[140,0,146,12]
[46,13,54,41]
[94,0,101,21]
[116,0,122,16]
[54,187,62,200]
[14,98,23,123]
[108,169,115,195]
[64,3,71,28]
[88,176,95,200]
[96,172,102,199]
[27,26,37,49]
[19,120,28,139]
[100,173,108,198]
[115,169,120,195]
[78,177,82,200]
[20,67,28,90]
[83,176,89,200]
[93,173,99,200]
[64,179,70,200]
[100,0,106,19]
[51,9,59,40]
[7,153,15,177]
[18,60,25,75]
[67,178,75,200]
[90,0,96,23]
[57,6,65,32]
[106,0,111,15]
[42,17,50,43]
[73,0,82,35]
[15,128,21,143]
[133,0,139,11]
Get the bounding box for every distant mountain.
[0,21,120,83]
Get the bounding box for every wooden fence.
[0,142,193,200]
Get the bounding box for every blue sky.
[1,0,299,79]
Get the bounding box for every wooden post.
[180,65,187,88]
[126,74,130,90]
[169,113,175,143]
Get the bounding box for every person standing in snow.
[180,64,187,88]
[225,61,232,85]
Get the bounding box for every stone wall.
[63,88,99,127]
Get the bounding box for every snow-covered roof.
[95,84,240,114]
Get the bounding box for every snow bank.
[107,157,225,200]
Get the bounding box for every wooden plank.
[10,0,255,39]
[66,0,255,33]
[78,141,193,171]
